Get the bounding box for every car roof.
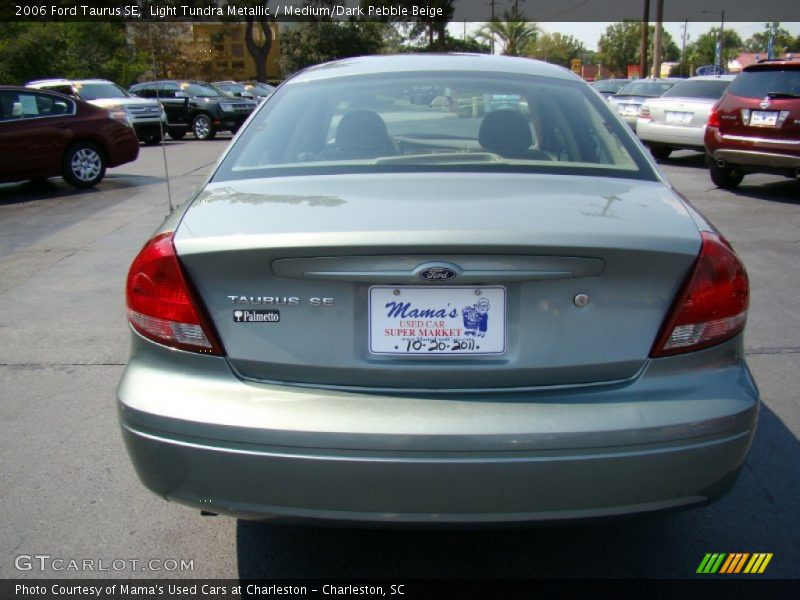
[27,78,115,86]
[744,60,800,71]
[686,74,737,81]
[289,54,581,84]
[132,80,209,85]
[1,84,75,96]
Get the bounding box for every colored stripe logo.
[697,553,773,574]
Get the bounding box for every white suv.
[26,78,168,144]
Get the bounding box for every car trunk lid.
[174,173,701,390]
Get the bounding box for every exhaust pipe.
[796,167,800,179]
[717,159,727,168]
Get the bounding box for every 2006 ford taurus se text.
[118,55,759,524]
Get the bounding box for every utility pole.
[680,19,688,77]
[639,0,650,79]
[489,0,496,55]
[767,22,777,59]
[652,0,664,78]
[718,10,725,72]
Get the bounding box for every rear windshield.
[727,68,800,99]
[615,80,676,97]
[662,79,731,99]
[213,71,654,182]
[592,80,627,93]
[75,82,129,100]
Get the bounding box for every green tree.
[597,21,679,77]
[526,32,587,68]
[396,32,489,54]
[744,23,799,55]
[0,23,147,85]
[382,0,455,49]
[278,21,389,76]
[475,10,541,57]
[685,28,743,70]
[128,23,230,82]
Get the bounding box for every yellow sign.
[571,59,582,74]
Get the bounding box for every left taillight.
[651,231,749,357]
[707,107,721,128]
[126,232,223,355]
[639,105,651,120]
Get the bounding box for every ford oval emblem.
[418,267,458,281]
[760,97,771,109]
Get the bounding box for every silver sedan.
[637,75,736,159]
[608,78,683,130]
[118,54,758,525]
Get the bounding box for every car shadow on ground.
[730,179,800,206]
[0,174,166,206]
[657,151,707,170]
[235,404,799,579]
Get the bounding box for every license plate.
[665,111,692,125]
[750,111,778,126]
[620,104,640,116]
[369,286,506,355]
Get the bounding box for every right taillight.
[707,107,721,128]
[651,231,749,357]
[639,105,651,120]
[126,232,223,355]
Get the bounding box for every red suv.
[704,60,800,189]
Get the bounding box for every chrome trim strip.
[721,134,800,145]
[123,424,752,462]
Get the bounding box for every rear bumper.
[637,121,705,150]
[710,148,800,170]
[118,335,759,524]
[107,129,140,167]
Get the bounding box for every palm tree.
[475,9,541,57]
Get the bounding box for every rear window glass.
[592,80,628,93]
[616,80,676,97]
[214,71,654,182]
[662,79,731,99]
[727,68,800,99]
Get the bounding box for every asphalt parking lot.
[0,139,798,580]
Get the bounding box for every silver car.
[118,54,758,525]
[608,78,683,130]
[637,75,736,159]
[26,78,168,145]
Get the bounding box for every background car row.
[0,75,263,188]
[0,85,140,187]
[129,80,258,140]
[25,77,261,143]
[599,60,800,190]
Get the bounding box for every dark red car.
[704,60,800,189]
[0,85,139,188]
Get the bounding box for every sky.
[544,22,800,51]
[451,22,800,53]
